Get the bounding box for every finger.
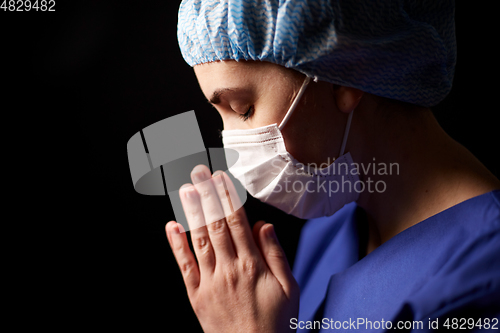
[252,220,266,252]
[212,171,236,219]
[166,221,200,292]
[166,222,173,245]
[258,224,295,296]
[212,170,260,258]
[212,170,243,212]
[191,165,236,261]
[179,184,215,274]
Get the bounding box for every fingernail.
[180,184,193,199]
[212,170,223,177]
[177,223,186,234]
[192,165,210,183]
[212,172,223,186]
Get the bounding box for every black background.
[2,1,498,331]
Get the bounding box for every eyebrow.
[209,88,235,105]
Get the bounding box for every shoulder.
[396,191,500,326]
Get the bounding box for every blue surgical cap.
[178,0,456,107]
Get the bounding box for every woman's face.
[194,60,349,165]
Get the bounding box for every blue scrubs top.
[293,190,500,332]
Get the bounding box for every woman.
[166,0,500,332]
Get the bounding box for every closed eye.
[238,106,254,121]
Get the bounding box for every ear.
[333,86,364,113]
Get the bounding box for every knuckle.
[195,235,210,251]
[199,189,212,200]
[188,208,202,221]
[225,213,244,229]
[223,267,238,288]
[240,257,259,278]
[267,247,286,259]
[173,241,184,252]
[179,260,194,275]
[207,219,225,233]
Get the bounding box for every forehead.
[194,59,280,76]
[193,60,298,99]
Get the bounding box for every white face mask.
[221,77,360,219]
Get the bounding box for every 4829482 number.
[443,318,498,330]
[1,0,55,11]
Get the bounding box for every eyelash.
[239,106,254,121]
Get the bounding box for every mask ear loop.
[278,76,311,130]
[339,110,354,156]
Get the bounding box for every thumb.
[259,223,296,296]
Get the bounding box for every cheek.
[282,124,313,162]
[215,106,243,130]
[281,104,339,165]
[254,98,292,127]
